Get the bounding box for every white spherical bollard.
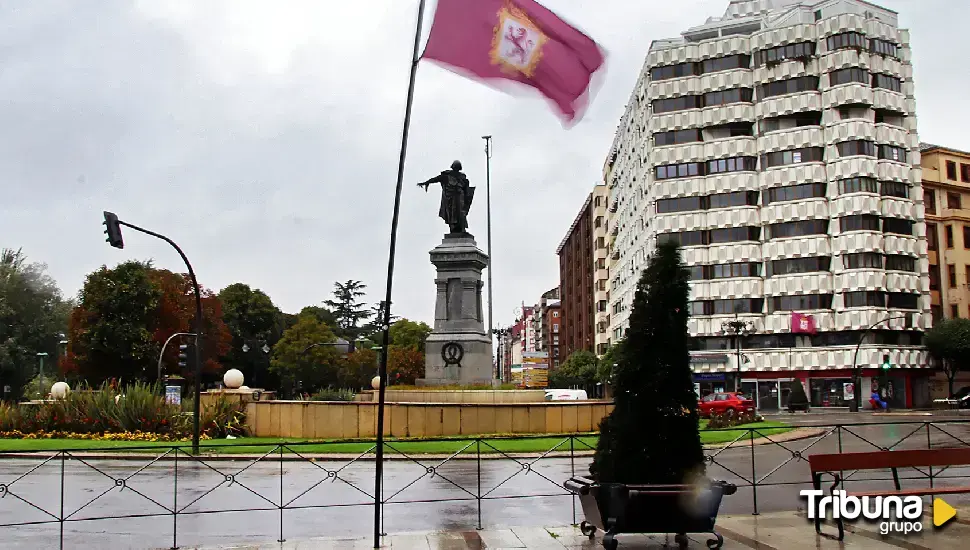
[371,376,381,390]
[50,381,71,399]
[223,369,245,389]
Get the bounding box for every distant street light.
[241,341,272,387]
[720,313,753,393]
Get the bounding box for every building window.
[880,181,909,198]
[767,256,831,276]
[689,262,762,279]
[947,161,958,180]
[762,147,825,168]
[948,192,962,209]
[885,255,916,272]
[869,38,899,58]
[552,324,559,333]
[837,140,876,157]
[656,196,704,214]
[768,220,828,239]
[949,264,957,287]
[877,145,907,163]
[843,291,885,308]
[952,304,960,319]
[702,87,754,107]
[754,41,815,66]
[706,156,758,175]
[840,215,880,232]
[757,76,819,99]
[764,182,826,203]
[709,191,759,209]
[829,67,869,86]
[689,298,763,315]
[843,253,882,270]
[964,227,970,249]
[925,190,937,214]
[883,218,914,236]
[946,225,955,248]
[650,61,700,81]
[838,177,878,195]
[651,95,702,113]
[887,293,919,309]
[769,294,833,313]
[654,128,703,146]
[552,311,559,318]
[827,31,866,51]
[702,54,751,73]
[872,73,903,93]
[655,161,704,180]
[709,226,760,244]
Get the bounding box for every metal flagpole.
[482,135,495,378]
[375,0,427,547]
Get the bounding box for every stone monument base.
[417,232,497,387]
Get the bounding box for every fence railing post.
[172,446,178,550]
[837,425,845,492]
[477,438,483,531]
[570,436,577,526]
[750,428,759,516]
[59,451,65,550]
[926,422,934,488]
[278,444,285,543]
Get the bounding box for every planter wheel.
[706,532,724,549]
[675,533,689,549]
[602,533,617,550]
[580,521,597,539]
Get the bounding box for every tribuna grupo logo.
[801,490,929,535]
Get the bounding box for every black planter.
[564,476,736,550]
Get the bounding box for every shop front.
[693,372,728,398]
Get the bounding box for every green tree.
[297,305,338,329]
[389,318,432,352]
[269,316,341,396]
[925,318,970,396]
[387,345,424,384]
[596,341,623,384]
[323,280,372,340]
[218,283,282,387]
[590,242,703,484]
[66,261,161,384]
[0,249,72,400]
[549,350,598,389]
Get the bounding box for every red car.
[698,392,756,418]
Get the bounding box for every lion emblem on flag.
[490,4,547,77]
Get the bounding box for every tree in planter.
[590,242,703,484]
[925,318,970,397]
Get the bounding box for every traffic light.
[178,343,192,370]
[103,211,124,249]
[882,354,891,370]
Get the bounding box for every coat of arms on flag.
[490,4,547,77]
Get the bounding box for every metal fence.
[1,419,969,549]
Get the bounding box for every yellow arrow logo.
[934,498,956,528]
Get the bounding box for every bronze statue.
[418,160,475,235]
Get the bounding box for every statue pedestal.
[418,233,497,387]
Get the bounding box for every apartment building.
[592,182,612,355]
[557,194,595,361]
[920,144,970,322]
[605,0,931,410]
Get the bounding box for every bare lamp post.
[242,341,271,388]
[36,352,49,398]
[720,314,753,393]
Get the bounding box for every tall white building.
[606,0,932,410]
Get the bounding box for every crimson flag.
[791,313,817,334]
[421,0,606,123]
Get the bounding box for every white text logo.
[800,490,923,535]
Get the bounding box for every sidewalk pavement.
[200,507,970,549]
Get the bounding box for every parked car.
[545,389,588,401]
[933,386,970,409]
[697,392,756,418]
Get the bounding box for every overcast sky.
[2,0,966,330]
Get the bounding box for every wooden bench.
[808,448,970,540]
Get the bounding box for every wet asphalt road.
[1,413,970,549]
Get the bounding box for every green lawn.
[0,421,790,454]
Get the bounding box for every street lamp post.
[101,211,205,455]
[36,352,49,398]
[242,341,271,388]
[158,332,197,385]
[721,314,753,393]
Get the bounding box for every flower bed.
[0,382,246,439]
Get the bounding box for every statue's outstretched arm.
[418,173,445,191]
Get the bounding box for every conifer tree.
[590,241,703,484]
